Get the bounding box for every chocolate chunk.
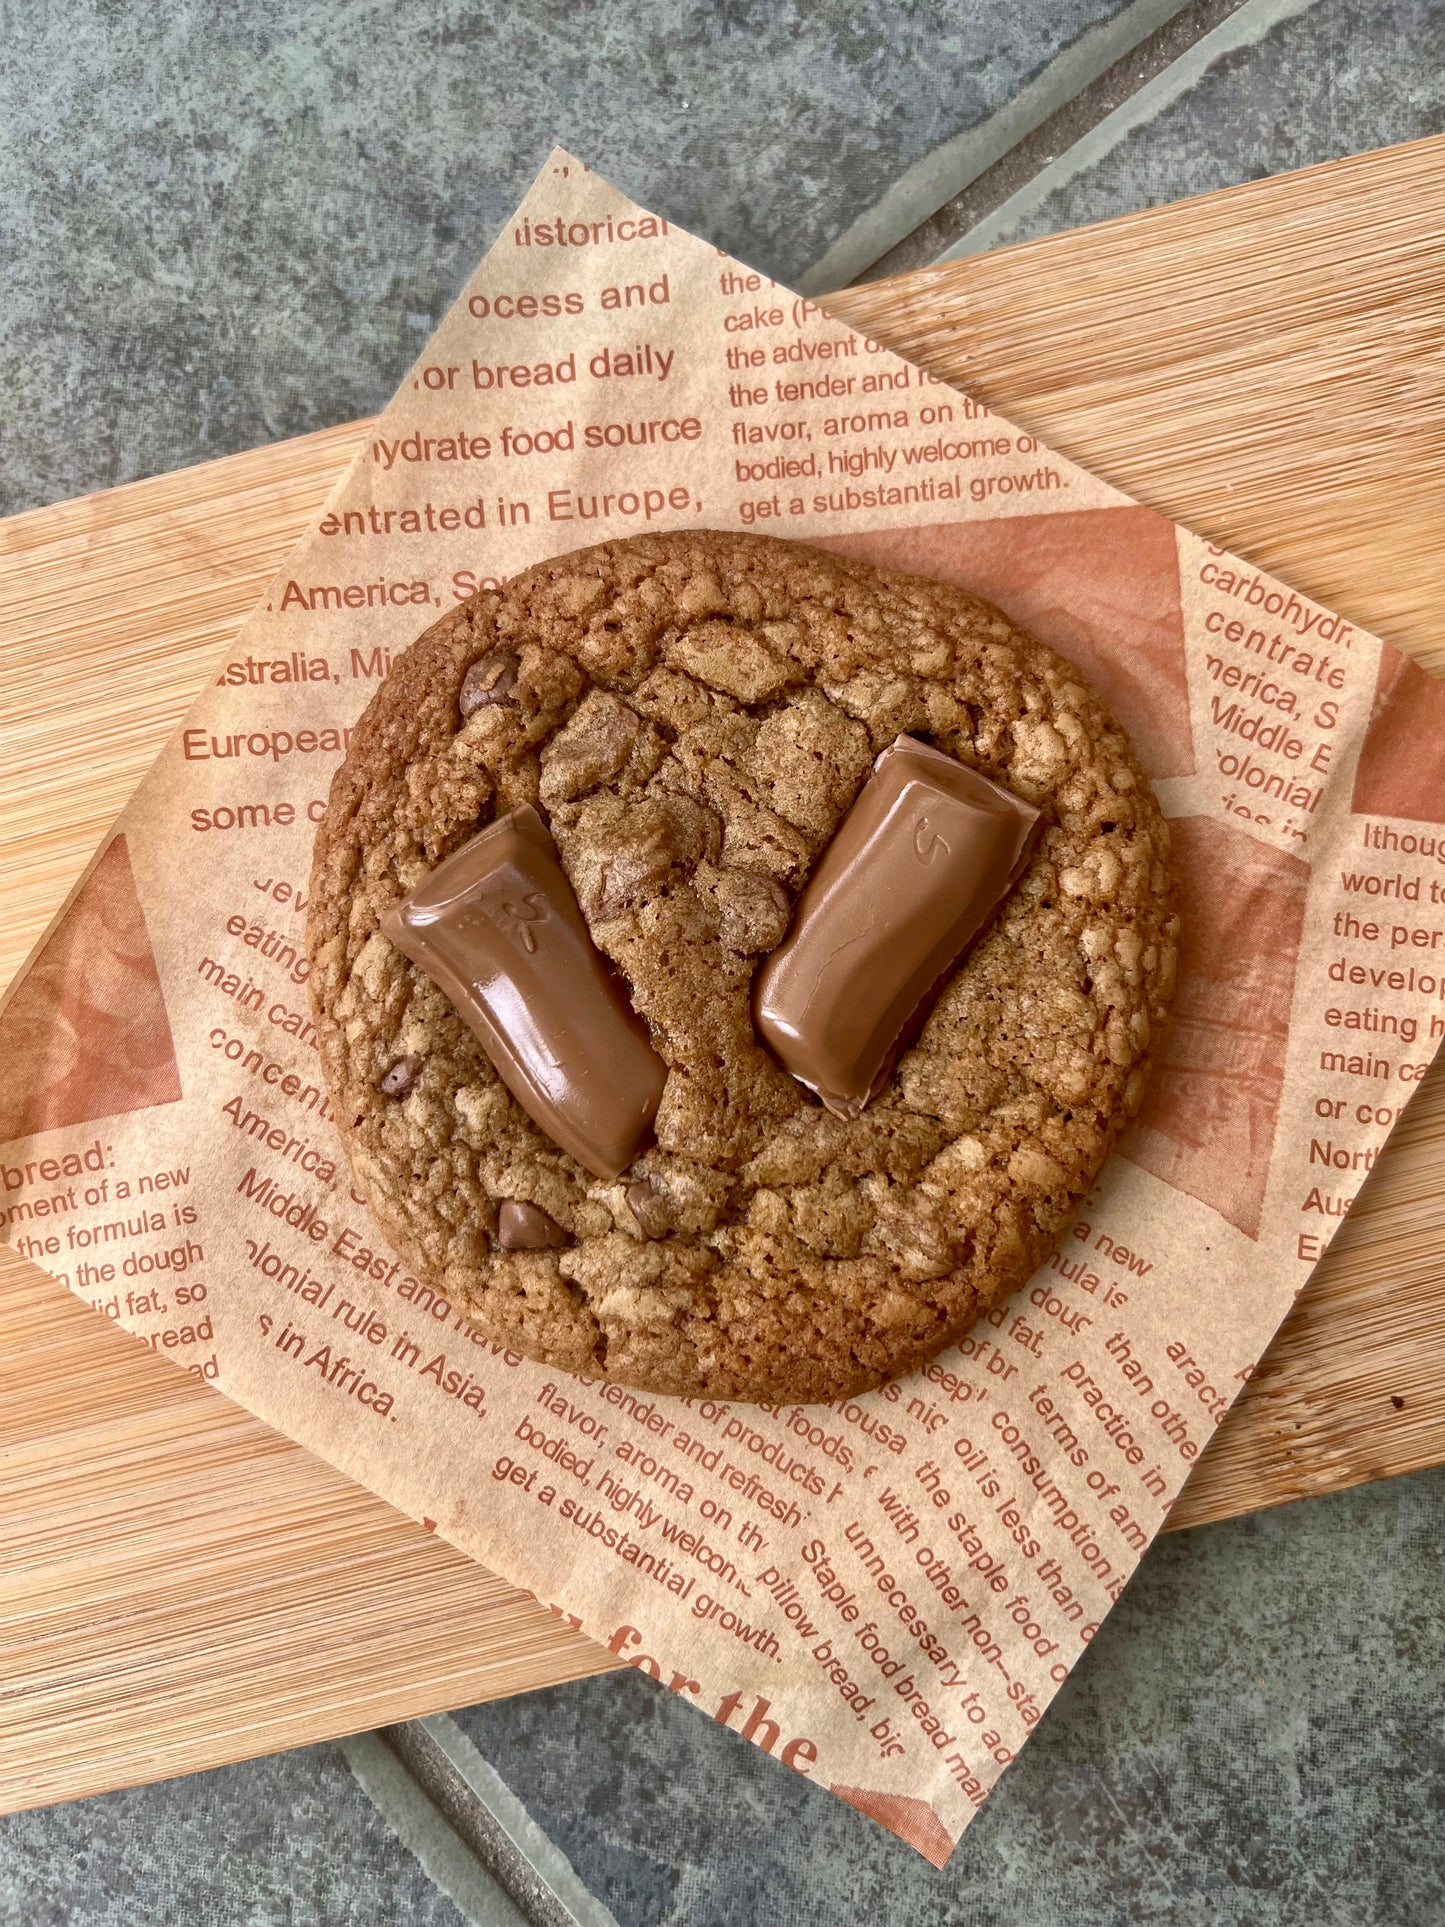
[625,1177,670,1240]
[382,804,667,1179]
[497,1198,567,1250]
[459,648,519,718]
[754,735,1040,1119]
[379,1055,421,1098]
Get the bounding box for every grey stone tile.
[1,0,1153,514]
[453,1466,1445,1927]
[959,0,1445,253]
[0,1741,470,1927]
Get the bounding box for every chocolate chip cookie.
[307,531,1178,1402]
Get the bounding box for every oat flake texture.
[307,531,1179,1402]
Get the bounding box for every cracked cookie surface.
[307,531,1178,1402]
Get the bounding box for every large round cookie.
[308,531,1178,1403]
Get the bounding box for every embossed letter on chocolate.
[382,806,666,1180]
[754,735,1041,1118]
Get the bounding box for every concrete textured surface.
[454,1469,1445,1926]
[0,1742,469,1927]
[0,0,1142,516]
[3,1,1445,1921]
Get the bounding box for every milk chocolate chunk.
[497,1198,566,1250]
[459,648,519,718]
[626,1177,669,1240]
[754,735,1040,1119]
[382,805,666,1179]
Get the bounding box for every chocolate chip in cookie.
[459,648,519,718]
[497,1199,567,1250]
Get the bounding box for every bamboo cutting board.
[4,135,1445,1815]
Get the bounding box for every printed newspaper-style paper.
[6,152,1445,1865]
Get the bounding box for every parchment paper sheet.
[7,151,1445,1865]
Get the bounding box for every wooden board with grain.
[3,135,1444,1816]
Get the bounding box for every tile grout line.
[856,0,1251,283]
[934,0,1328,261]
[346,1715,626,1927]
[796,0,1200,295]
[341,1731,533,1927]
[414,1715,624,1927]
[342,1719,622,1927]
